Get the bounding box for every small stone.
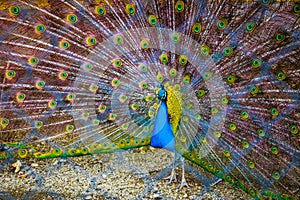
[20,174,28,178]
[140,150,146,154]
[85,195,92,200]
[53,160,58,166]
[31,163,39,167]
[153,193,160,198]
[46,195,53,200]
[12,160,22,173]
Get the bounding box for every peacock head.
[157,84,167,103]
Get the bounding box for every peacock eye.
[5,70,16,80]
[140,39,149,49]
[249,189,256,197]
[59,40,70,49]
[248,161,255,169]
[290,125,298,134]
[226,75,236,84]
[262,0,270,4]
[54,148,61,154]
[225,175,231,181]
[275,32,286,43]
[276,71,286,80]
[86,36,97,46]
[67,14,77,23]
[28,56,39,66]
[159,53,169,64]
[18,93,25,99]
[183,75,190,84]
[1,119,9,125]
[95,6,106,15]
[257,129,265,137]
[246,23,255,32]
[294,4,300,14]
[252,59,261,68]
[197,89,206,98]
[229,123,236,131]
[138,63,147,72]
[148,15,158,26]
[211,107,218,115]
[9,6,20,15]
[9,71,14,77]
[169,68,177,77]
[68,93,75,99]
[221,97,229,105]
[217,18,228,29]
[178,55,188,66]
[175,1,185,12]
[250,85,260,95]
[114,34,124,45]
[271,146,279,155]
[35,24,46,34]
[35,121,43,127]
[200,44,210,56]
[118,94,127,103]
[270,108,279,117]
[16,92,26,103]
[192,23,201,34]
[272,171,280,180]
[58,71,68,80]
[214,131,221,138]
[139,81,148,90]
[223,47,233,56]
[48,100,57,109]
[242,141,249,148]
[170,32,181,43]
[241,111,249,119]
[112,59,122,68]
[126,4,135,15]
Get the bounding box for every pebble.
[31,163,39,167]
[12,160,22,173]
[20,174,28,178]
[53,160,58,166]
[153,193,160,198]
[85,195,92,200]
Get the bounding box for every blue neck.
[150,101,175,151]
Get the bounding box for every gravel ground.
[0,147,249,200]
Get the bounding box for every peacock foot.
[178,157,189,189]
[163,168,177,184]
[178,176,190,190]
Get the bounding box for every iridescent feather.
[0,0,299,199]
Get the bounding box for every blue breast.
[150,101,175,151]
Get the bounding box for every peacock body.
[0,0,299,199]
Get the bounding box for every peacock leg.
[178,156,190,189]
[163,152,177,183]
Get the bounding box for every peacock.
[0,0,299,199]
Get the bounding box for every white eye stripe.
[163,92,167,99]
